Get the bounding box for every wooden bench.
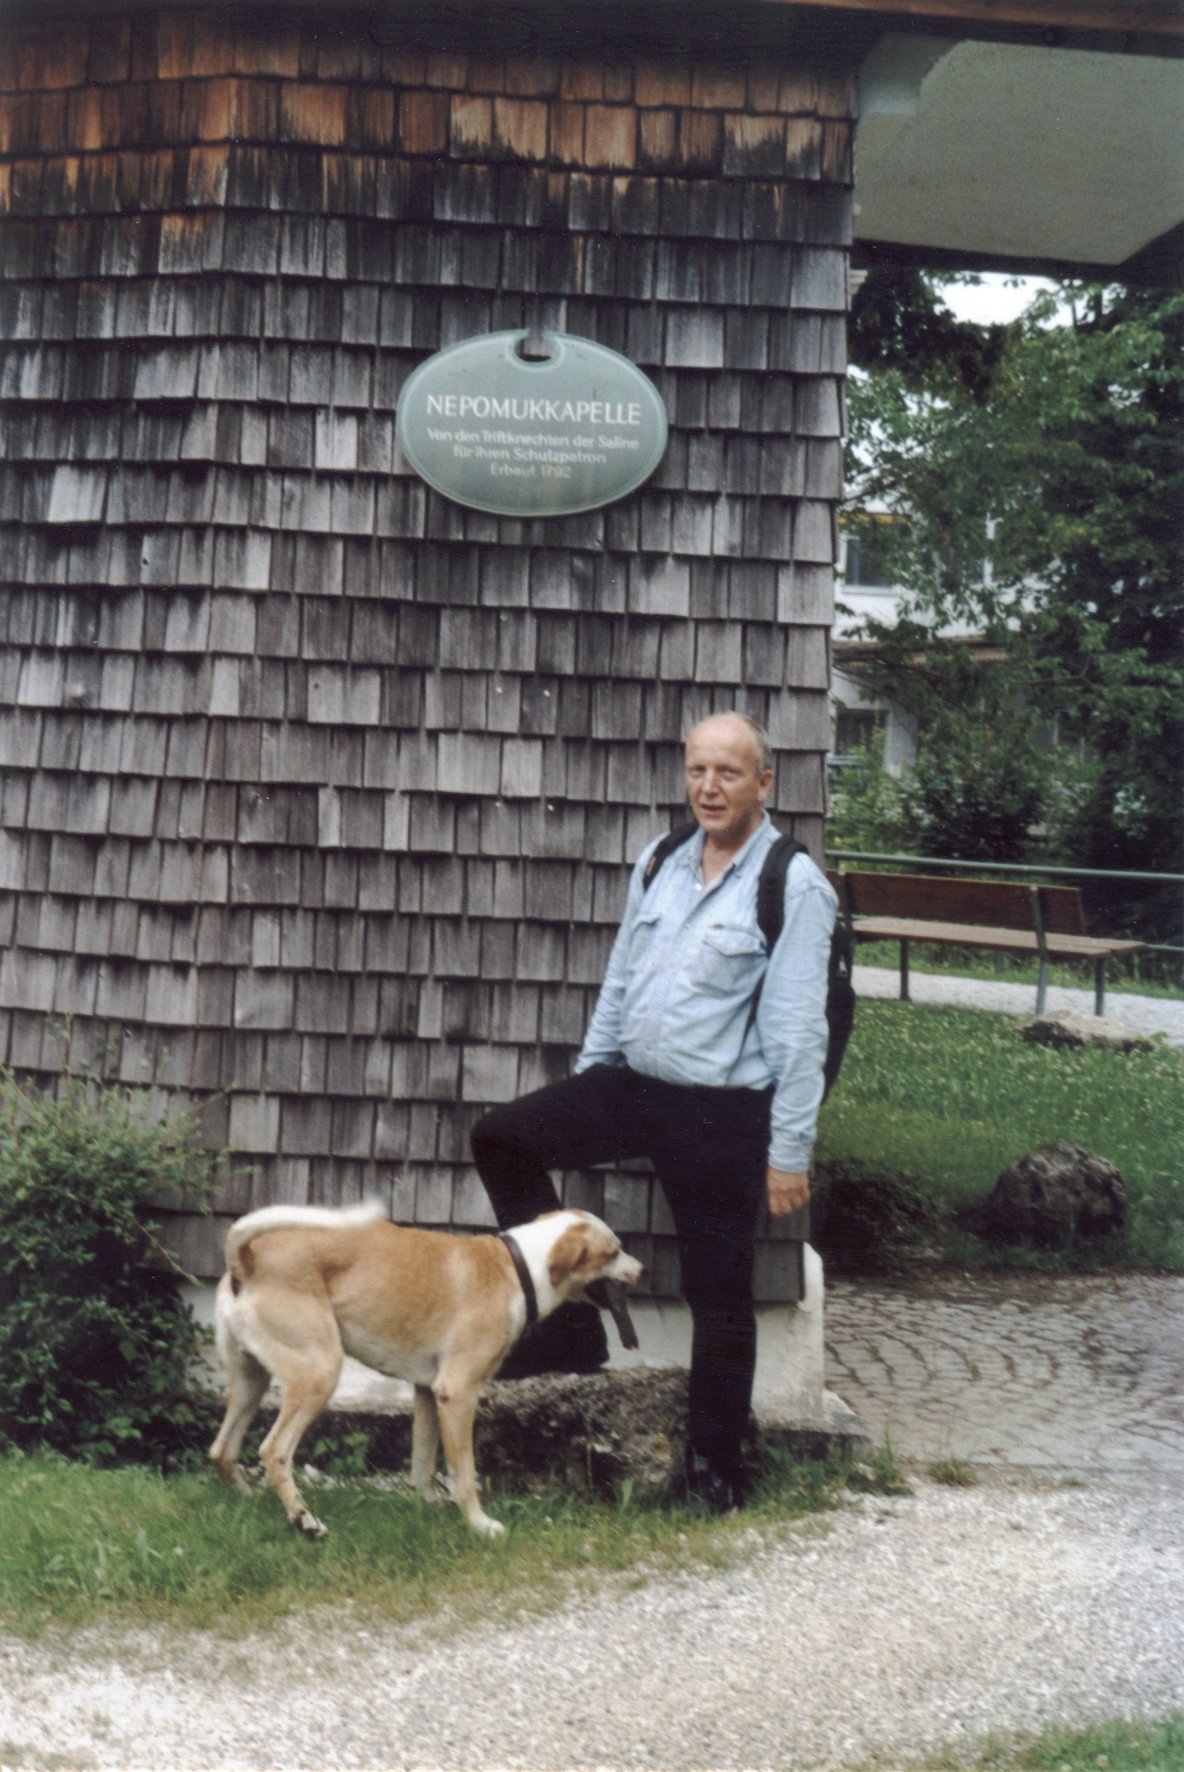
[832,870,1144,1016]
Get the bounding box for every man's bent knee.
[470,1098,563,1228]
[470,1102,517,1166]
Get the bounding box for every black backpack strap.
[750,834,855,1101]
[641,820,698,893]
[744,834,806,1033]
[755,834,805,953]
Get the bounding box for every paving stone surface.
[824,1269,1184,1475]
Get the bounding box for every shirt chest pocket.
[698,925,766,998]
[629,905,664,966]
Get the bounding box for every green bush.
[0,1061,217,1467]
[827,731,910,854]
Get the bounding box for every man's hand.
[767,1166,810,1217]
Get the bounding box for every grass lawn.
[814,999,1184,1271]
[0,1445,856,1639]
[906,1715,1184,1772]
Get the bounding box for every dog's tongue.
[586,1277,639,1351]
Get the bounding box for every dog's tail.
[225,1200,388,1284]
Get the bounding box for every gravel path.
[852,966,1184,1045]
[1,1474,1180,1771]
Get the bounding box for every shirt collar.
[673,810,772,880]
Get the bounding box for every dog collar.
[498,1232,539,1329]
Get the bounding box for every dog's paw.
[471,1515,505,1540]
[295,1509,329,1539]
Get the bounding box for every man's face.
[684,718,772,849]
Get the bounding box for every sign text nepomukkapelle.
[425,394,644,425]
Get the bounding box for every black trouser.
[471,1063,771,1468]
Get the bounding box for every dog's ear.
[548,1222,612,1289]
[547,1224,588,1288]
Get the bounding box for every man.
[471,712,836,1510]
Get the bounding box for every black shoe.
[496,1303,609,1380]
[684,1447,737,1515]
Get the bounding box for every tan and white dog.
[209,1202,642,1539]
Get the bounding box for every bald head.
[685,713,772,775]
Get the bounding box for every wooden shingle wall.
[0,6,853,1298]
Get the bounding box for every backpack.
[641,823,855,1100]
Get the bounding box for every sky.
[935,274,1058,326]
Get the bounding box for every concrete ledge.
[761,1391,874,1464]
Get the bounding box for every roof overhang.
[850,20,1184,284]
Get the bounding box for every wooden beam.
[752,0,1184,40]
[854,221,1184,289]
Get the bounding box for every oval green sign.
[395,331,668,517]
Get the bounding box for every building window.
[832,705,885,762]
[842,532,892,588]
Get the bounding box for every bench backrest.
[839,871,1085,935]
[1036,884,1088,935]
[841,872,1035,929]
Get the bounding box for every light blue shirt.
[576,813,837,1172]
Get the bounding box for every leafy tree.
[843,280,1184,906]
[850,263,1009,401]
[827,729,909,855]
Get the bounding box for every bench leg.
[1095,959,1106,1017]
[1031,886,1050,1017]
[899,939,910,1003]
